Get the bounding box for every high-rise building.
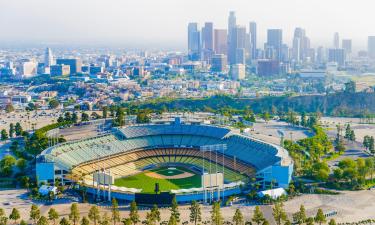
[56,58,82,74]
[235,48,246,65]
[342,39,352,54]
[230,64,245,80]
[211,54,227,72]
[266,29,283,61]
[50,65,70,76]
[292,28,310,63]
[202,22,214,61]
[368,36,375,59]
[20,61,37,77]
[316,46,325,64]
[44,47,54,67]
[228,26,246,65]
[334,32,340,49]
[228,11,236,41]
[328,48,345,67]
[214,29,227,55]
[249,22,257,60]
[188,23,201,61]
[257,60,280,76]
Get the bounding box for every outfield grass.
[114,167,201,193]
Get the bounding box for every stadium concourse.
[36,118,293,204]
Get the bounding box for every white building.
[20,61,37,77]
[230,64,246,80]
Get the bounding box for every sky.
[0,0,374,51]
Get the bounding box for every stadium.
[36,118,293,204]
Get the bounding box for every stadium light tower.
[200,144,227,204]
[92,144,112,202]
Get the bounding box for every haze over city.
[3,1,375,225]
[1,0,375,50]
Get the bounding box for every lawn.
[114,167,202,193]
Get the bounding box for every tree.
[81,217,90,225]
[111,198,120,225]
[64,112,72,122]
[328,219,336,225]
[314,209,326,225]
[232,209,244,225]
[344,124,351,139]
[48,208,59,225]
[0,155,16,176]
[100,213,110,225]
[103,106,108,118]
[0,208,7,225]
[20,220,27,225]
[16,158,27,172]
[60,218,71,225]
[129,201,140,225]
[9,123,14,138]
[1,129,8,140]
[344,80,356,93]
[37,216,48,225]
[272,203,287,225]
[370,136,375,153]
[170,196,180,223]
[0,217,7,225]
[150,205,160,224]
[49,99,60,109]
[306,217,314,225]
[9,208,20,224]
[262,112,270,123]
[57,116,65,123]
[136,110,151,124]
[189,201,201,225]
[69,203,80,225]
[122,218,132,225]
[15,123,22,136]
[211,202,223,225]
[88,206,100,225]
[114,108,125,127]
[30,204,41,224]
[72,113,78,124]
[81,113,89,122]
[167,215,177,225]
[252,206,265,225]
[293,205,306,225]
[5,104,14,113]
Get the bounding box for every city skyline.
[1,0,375,51]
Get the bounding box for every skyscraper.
[202,22,214,61]
[328,48,345,67]
[228,26,246,65]
[188,23,201,61]
[228,11,237,41]
[44,47,54,67]
[342,39,352,54]
[214,29,227,55]
[341,39,352,60]
[368,36,375,59]
[249,22,257,60]
[334,32,340,49]
[211,54,227,72]
[292,28,310,63]
[266,29,283,61]
[56,58,82,74]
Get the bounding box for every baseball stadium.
[36,118,293,204]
